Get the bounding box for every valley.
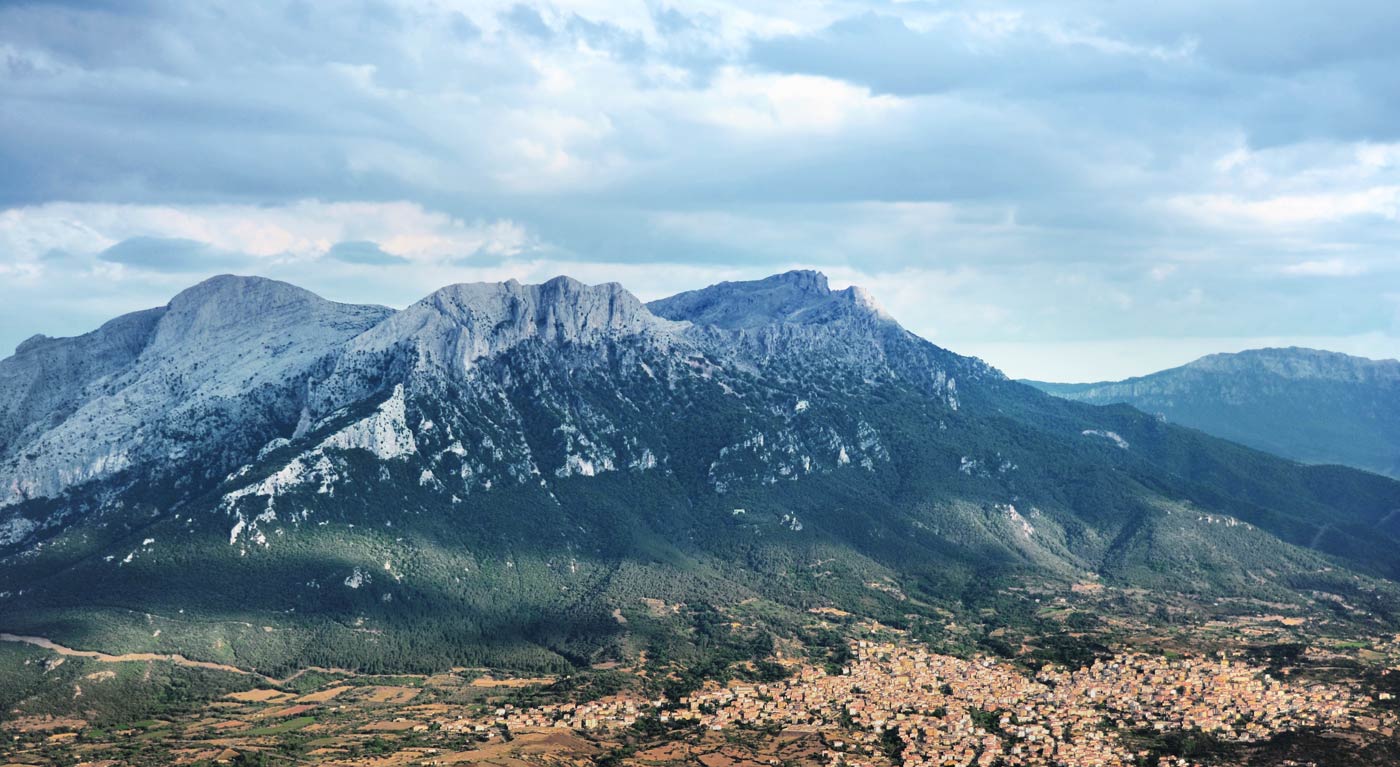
[4,582,1399,766]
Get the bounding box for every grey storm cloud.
[500,4,552,40]
[97,236,252,272]
[748,12,1195,97]
[326,240,409,266]
[749,4,1400,146]
[0,0,1397,379]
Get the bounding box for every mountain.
[0,275,392,509]
[1,274,1398,675]
[1026,347,1400,479]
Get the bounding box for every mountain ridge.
[0,274,392,507]
[1026,346,1400,479]
[647,269,892,329]
[1,272,1398,675]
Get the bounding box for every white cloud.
[4,1,1400,381]
[1169,187,1400,226]
[0,200,534,266]
[1149,264,1178,280]
[689,68,904,136]
[1278,258,1367,277]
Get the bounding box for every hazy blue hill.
[1026,347,1400,479]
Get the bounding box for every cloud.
[1170,187,1400,226]
[748,6,1400,149]
[0,200,534,265]
[3,1,1400,379]
[450,12,482,41]
[96,236,251,272]
[1149,264,1178,281]
[750,14,963,96]
[326,240,410,265]
[500,4,552,40]
[685,67,902,136]
[1279,258,1367,277]
[749,11,1193,97]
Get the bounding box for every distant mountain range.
[1025,347,1400,479]
[2,273,1398,674]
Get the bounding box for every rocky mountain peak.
[419,275,659,341]
[771,269,830,294]
[1028,345,1400,479]
[155,275,336,344]
[166,273,319,310]
[13,335,52,356]
[143,275,393,368]
[647,270,890,330]
[0,277,393,506]
[1186,347,1400,383]
[332,276,675,387]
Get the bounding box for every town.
[5,631,1398,766]
[459,640,1394,767]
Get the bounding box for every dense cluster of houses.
[461,640,1391,766]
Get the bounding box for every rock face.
[311,276,682,411]
[1185,347,1400,384]
[1,270,981,513]
[1027,347,1400,479]
[651,270,995,409]
[0,275,391,506]
[342,275,674,375]
[649,270,887,330]
[1,307,165,460]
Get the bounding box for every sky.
[2,1,1398,381]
